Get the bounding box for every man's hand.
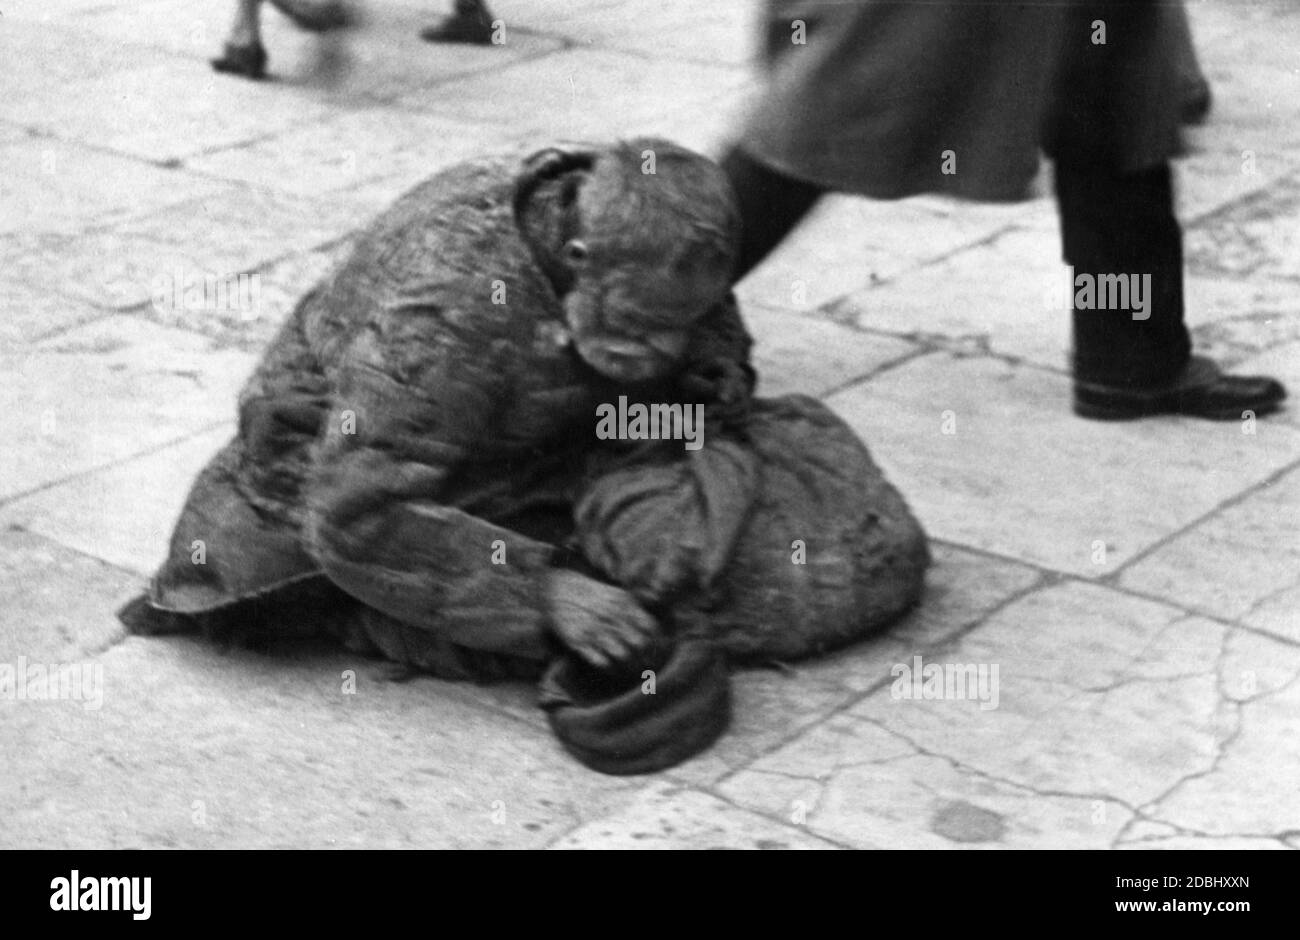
[544,569,660,670]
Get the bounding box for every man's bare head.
[518,139,740,383]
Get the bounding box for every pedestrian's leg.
[228,0,262,46]
[1055,159,1190,389]
[718,148,825,281]
[1172,0,1212,123]
[420,0,496,45]
[212,0,269,79]
[1056,158,1285,419]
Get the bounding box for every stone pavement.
[1,0,1297,849]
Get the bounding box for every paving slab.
[0,138,236,238]
[634,84,756,160]
[497,0,648,32]
[0,318,252,501]
[1,0,123,20]
[0,61,337,163]
[0,425,232,576]
[0,18,179,111]
[1185,275,1300,368]
[824,220,1300,374]
[1177,134,1300,225]
[744,303,920,399]
[1120,465,1300,643]
[1134,630,1300,840]
[3,187,369,310]
[717,580,1291,847]
[0,635,647,849]
[1181,1,1300,163]
[399,48,749,143]
[65,0,232,62]
[664,545,1040,787]
[824,227,1070,371]
[737,196,1028,317]
[0,280,108,350]
[1228,342,1300,433]
[0,528,136,663]
[841,582,1249,807]
[666,670,859,789]
[718,716,1133,849]
[551,0,759,67]
[826,352,1300,576]
[551,781,838,849]
[1185,172,1300,285]
[185,108,525,200]
[1174,8,1300,223]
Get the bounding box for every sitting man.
[120,139,930,773]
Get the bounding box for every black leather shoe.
[211,41,268,80]
[1074,355,1287,421]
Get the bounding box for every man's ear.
[513,144,596,218]
[520,144,596,180]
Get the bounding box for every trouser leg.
[1053,159,1191,388]
[227,0,263,45]
[719,148,825,281]
[1172,0,1211,119]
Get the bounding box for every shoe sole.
[1073,395,1283,422]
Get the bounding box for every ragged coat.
[126,148,930,773]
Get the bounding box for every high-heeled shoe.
[210,41,269,80]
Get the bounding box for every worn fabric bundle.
[119,149,930,774]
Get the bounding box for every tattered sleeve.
[302,286,557,659]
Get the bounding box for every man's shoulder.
[381,150,527,222]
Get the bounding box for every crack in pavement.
[1111,624,1300,846]
[854,714,1142,816]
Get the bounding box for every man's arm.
[302,287,657,667]
[677,292,755,429]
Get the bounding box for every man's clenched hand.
[544,569,660,670]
